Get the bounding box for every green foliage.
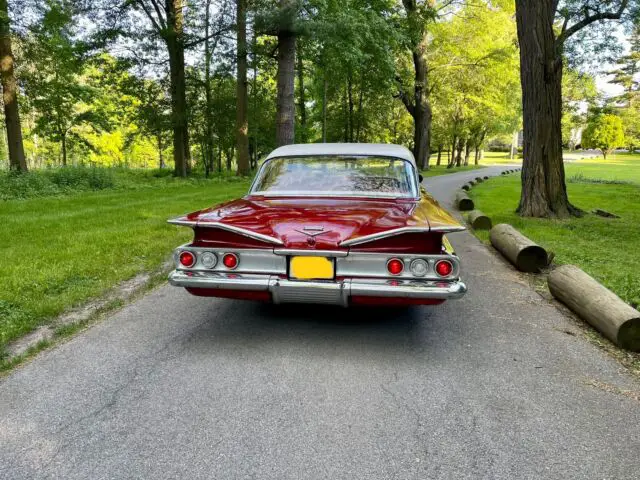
[582,114,625,158]
[0,165,247,200]
[429,1,520,162]
[562,68,597,148]
[0,167,114,199]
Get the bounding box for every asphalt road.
[2,167,639,480]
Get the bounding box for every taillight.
[386,258,404,275]
[179,251,196,268]
[222,253,239,269]
[435,260,453,277]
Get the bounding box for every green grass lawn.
[479,151,522,164]
[0,179,250,353]
[422,164,485,177]
[469,158,640,308]
[565,152,640,184]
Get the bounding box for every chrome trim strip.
[430,226,466,233]
[273,249,349,257]
[340,225,465,246]
[348,279,467,299]
[167,218,284,245]
[168,271,271,290]
[168,219,198,227]
[339,227,431,246]
[169,270,467,304]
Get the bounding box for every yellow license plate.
[290,256,334,280]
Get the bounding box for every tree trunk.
[411,46,432,170]
[226,146,233,171]
[204,0,215,175]
[515,0,579,218]
[166,0,189,177]
[456,139,464,167]
[347,73,354,142]
[343,84,348,142]
[355,72,364,142]
[276,0,296,146]
[464,141,471,166]
[157,132,165,169]
[448,137,457,168]
[296,41,306,142]
[0,0,27,172]
[236,0,250,175]
[61,132,67,167]
[436,145,442,166]
[322,76,327,143]
[399,1,432,170]
[251,27,258,169]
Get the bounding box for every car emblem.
[295,226,331,246]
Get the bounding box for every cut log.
[548,265,640,351]
[461,184,471,191]
[501,171,507,175]
[467,210,492,230]
[489,224,547,272]
[455,190,474,211]
[483,176,489,180]
[475,177,483,183]
[468,179,476,186]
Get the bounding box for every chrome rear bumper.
[169,270,467,306]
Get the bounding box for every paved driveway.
[1,167,638,479]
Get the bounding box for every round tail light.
[200,252,217,269]
[410,259,429,277]
[179,251,196,268]
[435,260,453,277]
[222,253,239,269]
[386,258,404,275]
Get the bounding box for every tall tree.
[397,0,433,169]
[132,0,190,176]
[0,0,27,172]
[275,0,296,146]
[515,0,632,218]
[23,1,106,166]
[236,0,250,174]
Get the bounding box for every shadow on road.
[183,300,458,359]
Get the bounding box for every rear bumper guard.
[168,270,467,306]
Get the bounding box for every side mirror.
[418,174,424,183]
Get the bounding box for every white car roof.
[265,143,416,167]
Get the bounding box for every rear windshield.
[250,156,418,198]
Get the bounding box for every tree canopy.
[0,0,632,200]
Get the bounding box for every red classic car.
[168,143,467,306]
